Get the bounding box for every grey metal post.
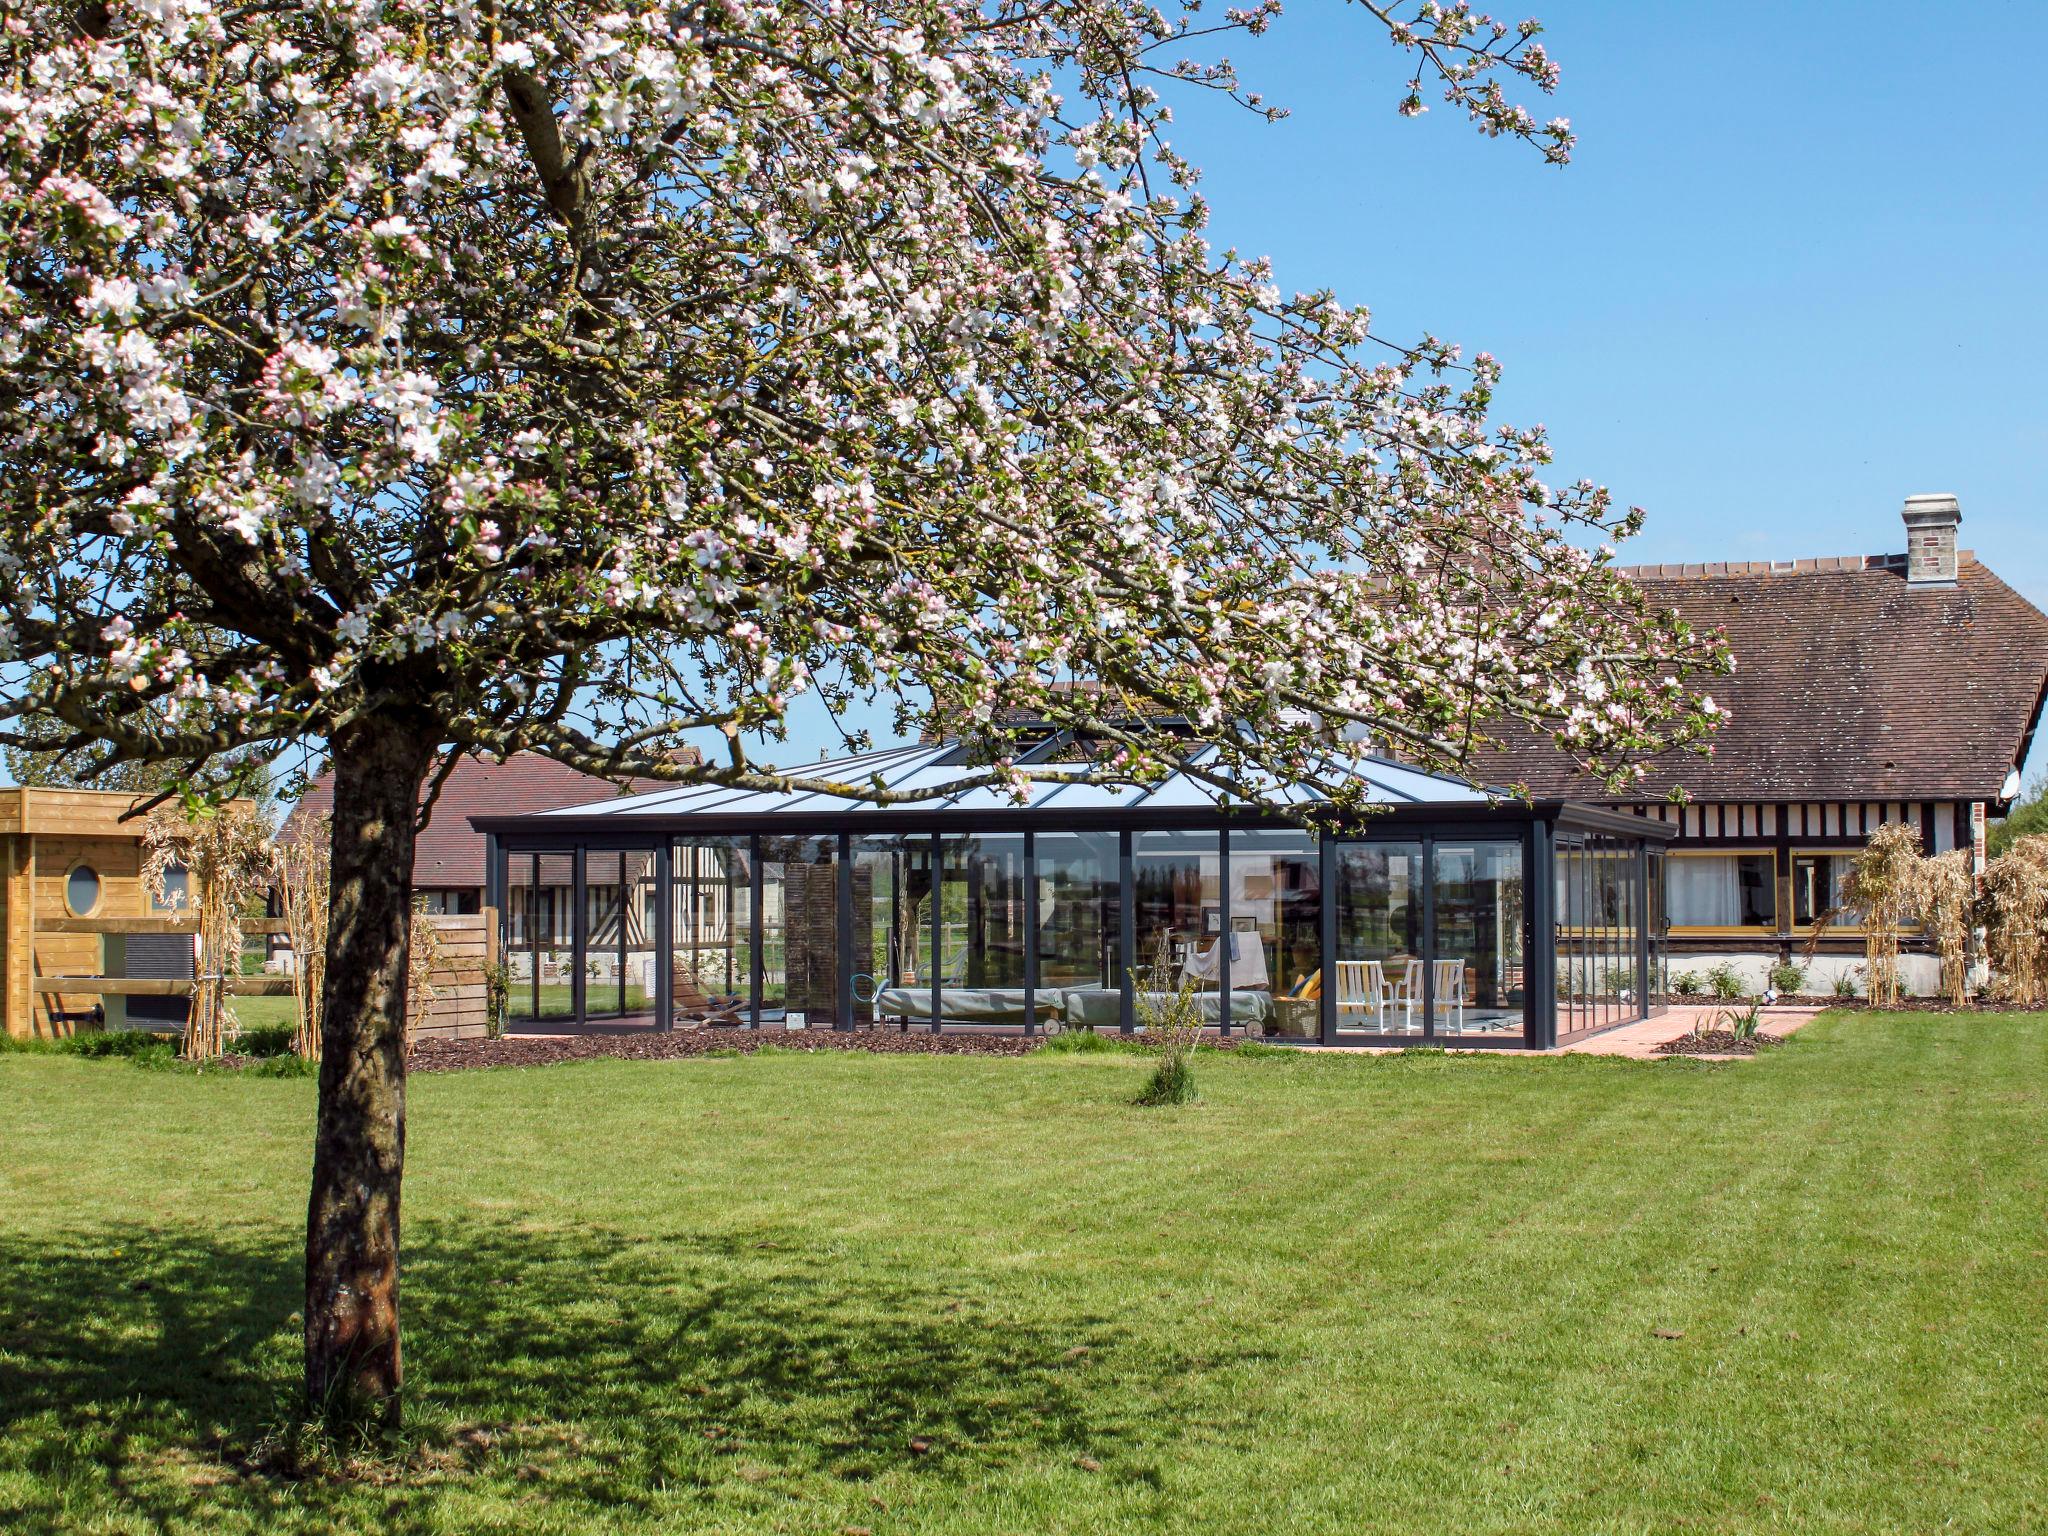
[571,845,588,1027]
[930,832,942,1033]
[1420,835,1437,1041]
[1528,822,1556,1049]
[1118,829,1136,1033]
[1217,827,1231,1037]
[836,831,854,1031]
[1319,831,1337,1046]
[655,842,673,1031]
[1636,841,1652,1021]
[748,834,764,1029]
[1022,831,1039,1036]
[483,833,502,925]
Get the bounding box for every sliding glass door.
[1332,834,1527,1043]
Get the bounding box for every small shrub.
[483,960,511,1040]
[1131,935,1204,1106]
[1720,998,1765,1042]
[1135,1053,1196,1106]
[230,1023,297,1058]
[1832,969,1860,999]
[1670,970,1703,998]
[1705,962,1745,1001]
[239,1052,318,1078]
[1767,962,1806,996]
[1599,965,1636,998]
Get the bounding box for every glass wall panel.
[1433,841,1525,1039]
[1554,837,1592,1039]
[1647,846,1669,1009]
[626,850,658,1021]
[759,836,839,1027]
[1036,832,1119,1030]
[1132,831,1221,1026]
[515,852,576,1022]
[1334,840,1425,1037]
[853,835,925,1026]
[1556,833,1651,1039]
[580,852,633,1019]
[1229,829,1321,1039]
[673,839,748,1026]
[945,835,1028,984]
[505,852,537,1024]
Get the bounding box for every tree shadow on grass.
[0,1219,1182,1532]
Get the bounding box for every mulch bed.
[1653,1030,1786,1058]
[408,1026,1062,1072]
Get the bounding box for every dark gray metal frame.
[478,800,1673,1049]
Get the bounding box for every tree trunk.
[304,715,435,1429]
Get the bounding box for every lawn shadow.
[0,1218,1165,1530]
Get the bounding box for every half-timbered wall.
[1618,800,1966,852]
[1596,799,1977,987]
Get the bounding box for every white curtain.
[1668,856,1742,927]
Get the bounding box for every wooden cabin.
[1,787,184,1037]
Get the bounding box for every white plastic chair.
[1336,960,1416,1032]
[1432,959,1467,1034]
[1333,960,1377,1028]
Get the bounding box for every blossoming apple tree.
[0,0,1726,1424]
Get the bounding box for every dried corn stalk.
[1849,824,1924,1008]
[1806,822,1923,1008]
[1914,849,1975,1007]
[274,813,331,1060]
[1981,836,2048,1007]
[143,804,274,1059]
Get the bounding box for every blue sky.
[1165,0,2042,598]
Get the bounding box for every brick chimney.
[1901,493,1961,587]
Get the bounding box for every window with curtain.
[1793,853,1865,927]
[1667,853,1776,928]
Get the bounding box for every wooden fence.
[24,908,501,1044]
[414,910,498,1042]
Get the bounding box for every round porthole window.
[66,864,103,917]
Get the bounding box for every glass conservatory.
[473,739,1673,1049]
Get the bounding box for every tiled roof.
[1479,552,2048,803]
[286,753,675,889]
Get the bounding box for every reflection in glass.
[1036,832,1120,1030]
[856,835,928,1027]
[1556,834,1647,1039]
[1229,830,1320,1039]
[759,836,839,1026]
[1793,852,1863,928]
[1133,831,1223,1023]
[673,839,749,1026]
[1334,841,1424,1036]
[941,834,1028,990]
[1433,842,1525,1039]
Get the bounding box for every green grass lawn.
[2,1013,2044,1535]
